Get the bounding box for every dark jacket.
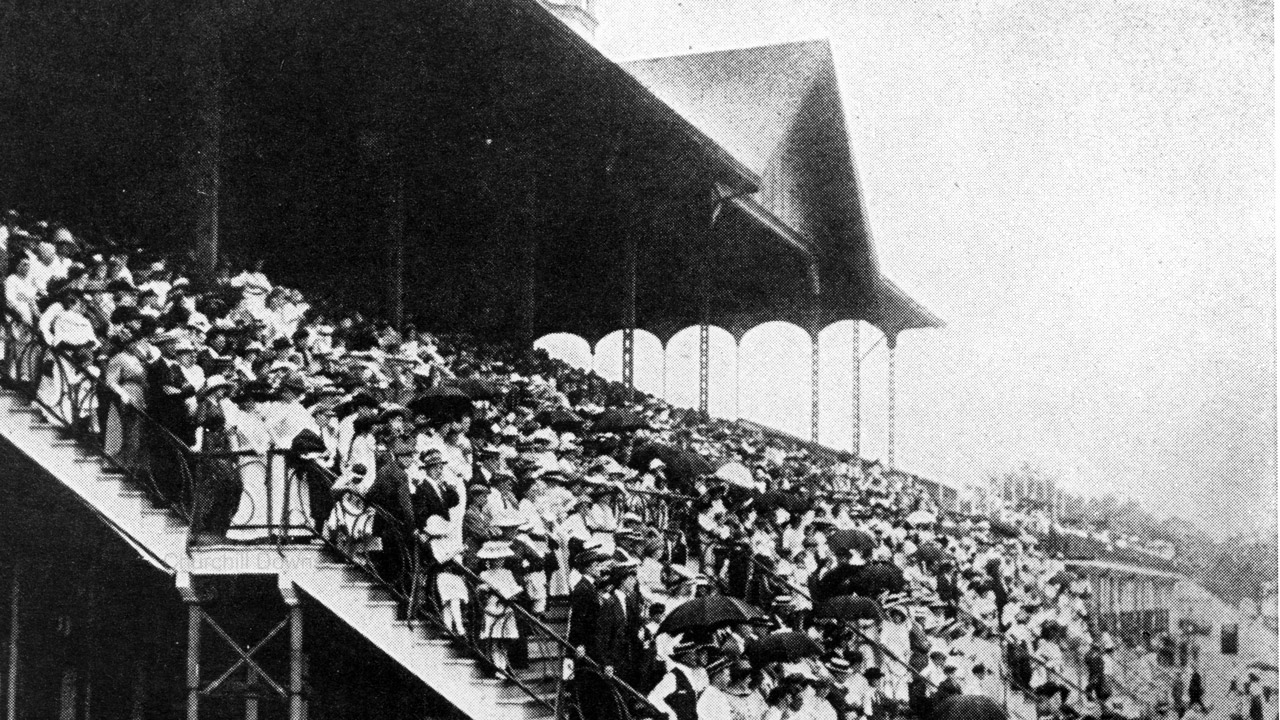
[568,576,605,664]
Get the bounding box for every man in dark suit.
[144,334,197,504]
[569,545,624,720]
[366,437,418,597]
[597,558,644,686]
[410,448,458,525]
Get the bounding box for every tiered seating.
[0,211,1174,720]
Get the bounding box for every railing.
[636,487,1153,720]
[0,310,659,718]
[1,311,317,553]
[3,310,199,519]
[309,460,661,720]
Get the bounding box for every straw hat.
[477,541,514,560]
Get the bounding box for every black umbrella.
[629,443,716,484]
[407,386,473,418]
[813,564,863,603]
[757,491,810,515]
[591,408,650,434]
[827,529,877,555]
[535,407,585,432]
[846,563,906,598]
[989,519,1020,538]
[745,631,823,666]
[449,377,505,402]
[658,594,766,636]
[813,595,882,622]
[915,541,947,564]
[933,695,1007,720]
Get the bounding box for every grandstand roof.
[622,41,944,337]
[6,0,941,342]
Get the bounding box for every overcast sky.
[538,0,1275,537]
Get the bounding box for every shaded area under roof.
[3,0,940,342]
[623,41,943,336]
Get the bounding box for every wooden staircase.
[0,388,562,720]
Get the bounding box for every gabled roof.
[622,41,942,336]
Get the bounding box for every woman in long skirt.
[103,338,150,475]
[226,388,272,542]
[478,541,521,673]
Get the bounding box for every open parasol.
[812,594,882,622]
[591,408,650,434]
[657,594,766,636]
[745,631,823,666]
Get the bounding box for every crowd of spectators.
[0,211,1205,720]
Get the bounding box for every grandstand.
[0,2,1227,720]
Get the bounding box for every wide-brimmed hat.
[424,515,451,538]
[491,510,523,529]
[477,541,514,560]
[419,448,446,468]
[200,375,234,397]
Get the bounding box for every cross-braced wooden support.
[176,574,306,720]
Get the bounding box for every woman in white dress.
[5,258,42,382]
[226,386,273,542]
[37,293,97,427]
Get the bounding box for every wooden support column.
[289,605,303,720]
[622,233,637,401]
[851,320,860,460]
[887,334,898,471]
[699,194,719,417]
[185,604,201,720]
[810,330,820,443]
[386,171,405,332]
[280,578,305,720]
[186,0,224,278]
[520,233,537,346]
[698,322,710,417]
[6,564,18,720]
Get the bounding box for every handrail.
[2,311,323,552]
[2,311,198,522]
[0,309,590,716]
[296,460,567,715]
[718,540,943,695]
[305,459,660,718]
[947,584,1154,718]
[452,563,661,717]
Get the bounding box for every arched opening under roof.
[593,330,664,400]
[664,325,738,417]
[738,321,811,439]
[534,333,593,372]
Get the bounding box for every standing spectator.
[190,378,241,546]
[145,333,198,504]
[477,540,521,673]
[102,323,154,476]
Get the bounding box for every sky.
[537,0,1275,537]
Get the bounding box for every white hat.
[477,541,514,560]
[491,510,523,529]
[531,428,558,448]
[424,515,451,538]
[200,375,233,396]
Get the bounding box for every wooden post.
[6,564,18,720]
[386,171,405,332]
[622,233,637,401]
[887,334,897,471]
[289,605,303,720]
[187,0,223,278]
[186,604,201,720]
[851,320,860,460]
